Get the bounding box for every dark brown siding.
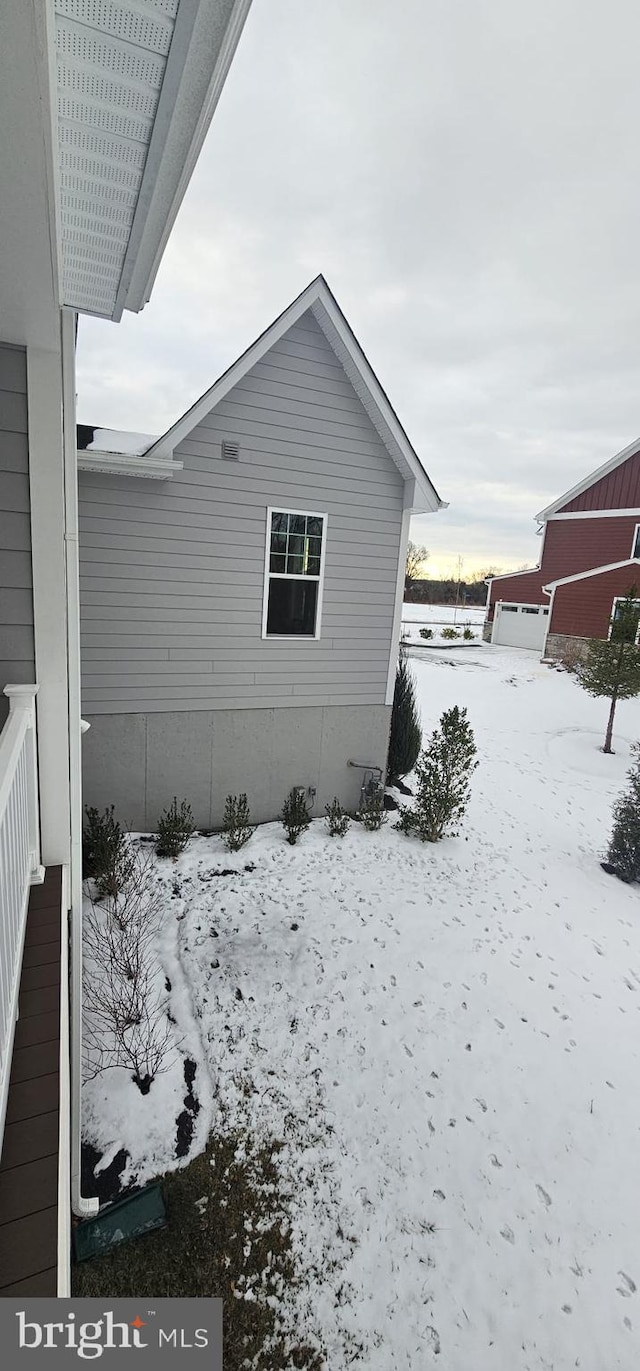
[559,449,640,512]
[551,565,640,639]
[489,516,639,613]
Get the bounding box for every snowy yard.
[83,640,640,1369]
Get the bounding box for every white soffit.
[53,0,252,320]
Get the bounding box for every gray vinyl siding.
[78,311,404,713]
[0,344,33,727]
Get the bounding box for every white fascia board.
[144,275,443,512]
[114,0,253,320]
[542,557,640,593]
[487,566,541,582]
[548,507,640,520]
[535,435,640,521]
[77,452,183,479]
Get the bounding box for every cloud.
[76,0,640,573]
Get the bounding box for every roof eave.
[535,434,640,521]
[110,0,253,322]
[77,452,183,480]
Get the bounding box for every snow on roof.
[87,429,158,457]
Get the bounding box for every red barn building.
[485,437,640,656]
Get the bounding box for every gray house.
[78,277,443,828]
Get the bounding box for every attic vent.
[221,440,239,461]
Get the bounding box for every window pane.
[290,514,307,536]
[270,532,287,555]
[306,555,321,576]
[612,599,640,643]
[287,534,305,558]
[271,512,289,534]
[270,553,286,572]
[287,553,304,575]
[307,516,323,537]
[267,577,318,635]
[306,536,322,560]
[634,529,640,558]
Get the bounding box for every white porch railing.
[0,685,43,1152]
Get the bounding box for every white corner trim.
[261,506,328,641]
[385,494,413,706]
[541,586,556,656]
[77,452,183,480]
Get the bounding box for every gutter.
[61,309,99,1220]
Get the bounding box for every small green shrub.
[358,790,388,831]
[156,797,195,859]
[325,797,350,838]
[222,794,255,852]
[83,805,135,899]
[387,652,422,781]
[396,705,478,842]
[441,627,460,641]
[281,788,311,845]
[419,627,434,640]
[604,742,640,882]
[462,627,476,640]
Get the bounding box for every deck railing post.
[4,686,43,885]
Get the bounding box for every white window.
[632,524,640,558]
[610,595,640,644]
[262,508,327,639]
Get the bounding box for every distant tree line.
[404,577,489,606]
[404,542,500,606]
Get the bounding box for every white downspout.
[61,308,98,1219]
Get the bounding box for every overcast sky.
[76,0,640,578]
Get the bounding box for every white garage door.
[492,602,549,649]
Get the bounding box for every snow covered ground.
[402,602,486,643]
[84,639,640,1369]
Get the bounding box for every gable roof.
[535,435,640,522]
[542,558,640,592]
[143,275,444,515]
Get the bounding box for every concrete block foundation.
[82,704,393,832]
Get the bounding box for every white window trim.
[261,506,328,641]
[632,523,640,559]
[609,596,640,644]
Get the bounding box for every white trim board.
[547,507,640,521]
[77,452,183,480]
[143,276,444,516]
[535,437,640,521]
[542,557,640,592]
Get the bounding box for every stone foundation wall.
[543,632,592,665]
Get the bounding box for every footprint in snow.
[500,1225,515,1244]
[403,1044,414,1058]
[617,1272,637,1297]
[475,1097,487,1113]
[536,1184,552,1207]
[425,1326,441,1355]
